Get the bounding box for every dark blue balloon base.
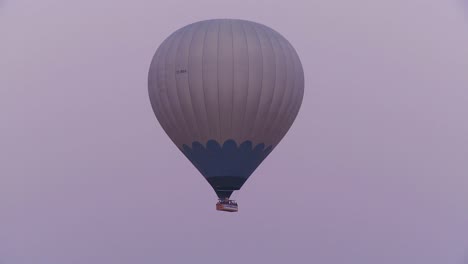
[182,139,273,198]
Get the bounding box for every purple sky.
[1,0,468,263]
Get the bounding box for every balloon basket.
[216,199,238,212]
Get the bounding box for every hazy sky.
[1,0,468,263]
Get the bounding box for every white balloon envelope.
[148,19,304,205]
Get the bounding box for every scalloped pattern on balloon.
[181,139,273,179]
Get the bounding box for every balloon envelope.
[148,19,304,198]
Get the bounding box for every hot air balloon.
[148,19,304,212]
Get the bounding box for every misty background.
[1,0,468,263]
